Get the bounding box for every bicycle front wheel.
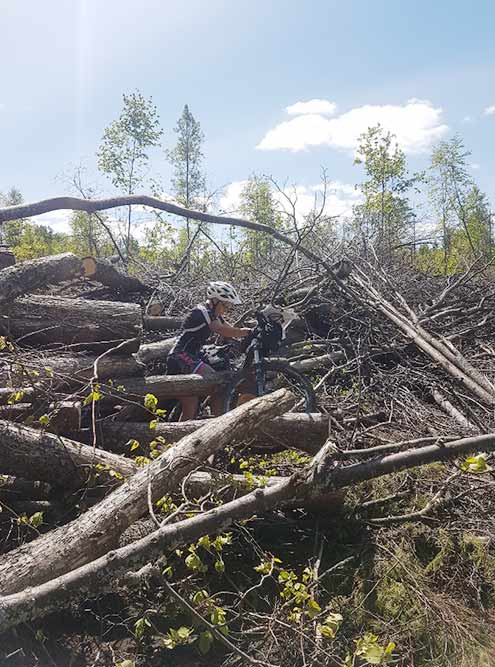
[223,359,317,413]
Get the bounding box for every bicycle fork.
[253,342,266,396]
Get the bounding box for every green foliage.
[353,124,421,256]
[133,616,151,640]
[162,625,195,649]
[239,174,282,265]
[166,104,205,210]
[346,633,396,665]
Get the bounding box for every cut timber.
[105,373,227,400]
[0,253,81,307]
[289,352,344,373]
[0,351,144,386]
[136,337,177,364]
[143,315,184,332]
[147,302,162,316]
[0,295,142,348]
[67,413,329,455]
[0,420,136,486]
[0,389,295,596]
[81,256,148,293]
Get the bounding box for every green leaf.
[177,626,193,640]
[39,414,50,427]
[215,558,225,574]
[198,630,213,655]
[128,439,140,452]
[149,419,158,430]
[134,616,151,640]
[29,511,44,528]
[144,393,158,412]
[115,661,135,667]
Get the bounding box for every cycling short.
[167,350,211,376]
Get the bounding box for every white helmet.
[207,281,242,305]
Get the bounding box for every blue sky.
[1,0,494,234]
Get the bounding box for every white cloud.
[484,105,495,115]
[462,115,473,123]
[219,180,360,223]
[470,163,480,170]
[286,99,337,116]
[219,180,249,214]
[257,99,448,154]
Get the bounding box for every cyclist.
[166,281,252,420]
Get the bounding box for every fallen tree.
[65,412,329,454]
[1,429,494,630]
[0,388,294,596]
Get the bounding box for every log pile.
[3,245,495,663]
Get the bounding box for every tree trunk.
[0,420,137,486]
[0,351,145,386]
[81,256,148,293]
[136,337,177,364]
[0,295,143,348]
[66,413,328,455]
[143,316,183,332]
[0,389,295,596]
[0,253,81,307]
[104,372,227,400]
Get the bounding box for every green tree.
[68,211,115,257]
[239,175,281,265]
[97,91,163,264]
[429,135,473,272]
[0,187,25,247]
[166,104,206,269]
[353,125,420,257]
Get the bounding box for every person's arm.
[209,319,251,338]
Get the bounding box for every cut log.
[0,295,143,348]
[66,413,329,455]
[0,351,145,386]
[105,373,227,400]
[0,252,80,307]
[0,420,137,486]
[81,256,148,293]
[143,315,184,332]
[136,337,177,364]
[0,389,294,596]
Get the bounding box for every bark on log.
[136,337,177,364]
[0,352,145,386]
[0,389,294,596]
[0,420,136,486]
[105,373,227,400]
[66,413,328,455]
[0,295,143,348]
[289,352,345,373]
[81,256,148,293]
[143,316,184,332]
[3,430,495,629]
[0,253,80,307]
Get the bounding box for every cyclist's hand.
[240,327,252,337]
